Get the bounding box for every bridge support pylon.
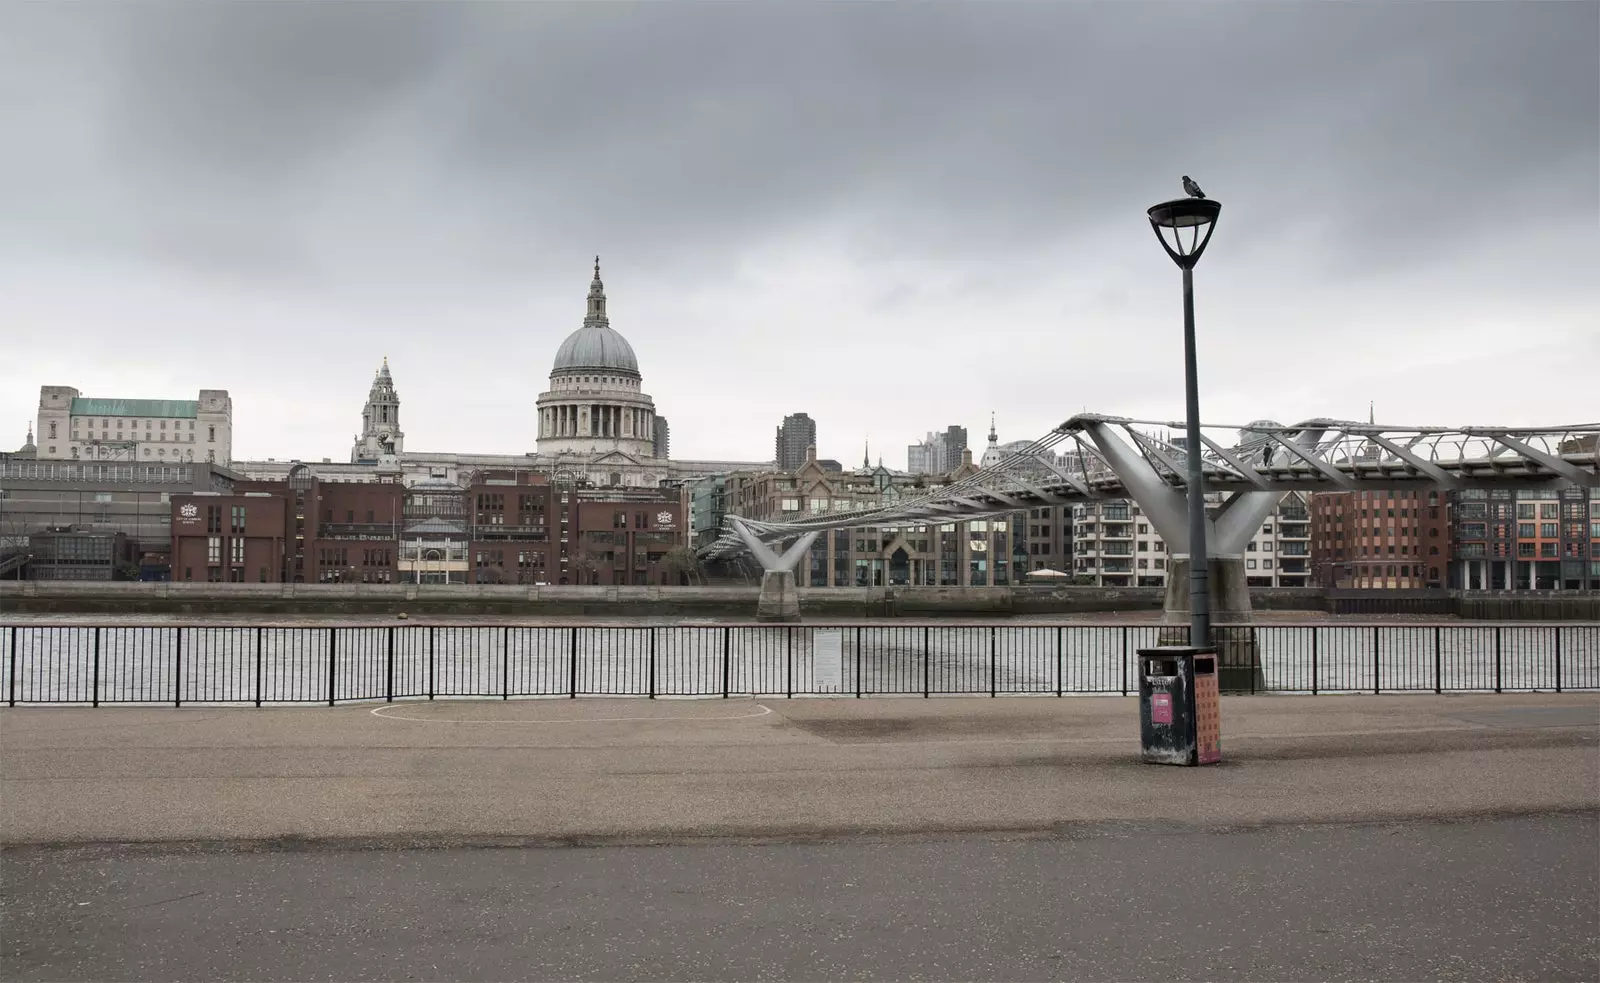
[728,518,818,623]
[1159,555,1265,693]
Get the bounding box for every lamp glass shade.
[1148,197,1221,269]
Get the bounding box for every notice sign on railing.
[812,628,843,691]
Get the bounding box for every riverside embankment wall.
[2,582,1595,620]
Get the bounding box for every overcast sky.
[2,2,1595,468]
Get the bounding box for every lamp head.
[1148,196,1221,270]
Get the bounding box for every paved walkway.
[3,694,1595,846]
[5,815,1596,982]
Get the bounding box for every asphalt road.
[3,814,1596,983]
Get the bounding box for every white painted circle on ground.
[369,701,773,724]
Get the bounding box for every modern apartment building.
[1448,487,1598,590]
[775,413,818,472]
[1072,493,1311,588]
[1019,505,1073,577]
[36,386,234,466]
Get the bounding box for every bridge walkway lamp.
[1148,182,1221,648]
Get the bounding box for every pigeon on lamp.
[1182,175,1205,198]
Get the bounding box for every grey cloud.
[0,2,1594,459]
[6,2,1593,276]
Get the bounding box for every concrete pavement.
[3,815,1597,982]
[2,694,1596,846]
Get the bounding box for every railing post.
[92,626,101,708]
[428,626,436,700]
[1494,625,1502,694]
[854,626,863,698]
[1310,628,1319,696]
[501,626,509,700]
[1440,627,1452,698]
[7,625,15,707]
[568,627,579,698]
[722,626,731,699]
[1372,624,1381,695]
[648,627,657,700]
[784,627,793,700]
[327,627,337,707]
[1554,626,1562,694]
[174,627,184,708]
[387,626,396,703]
[989,626,997,697]
[1120,626,1128,697]
[254,627,263,708]
[923,626,931,699]
[1054,626,1062,698]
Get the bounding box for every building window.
[231,538,244,565]
[230,506,245,534]
[207,537,221,564]
[206,506,222,533]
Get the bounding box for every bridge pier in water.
[728,518,818,624]
[1160,555,1266,693]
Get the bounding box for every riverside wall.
[1,582,1596,620]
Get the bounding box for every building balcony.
[471,524,549,539]
[1276,523,1310,539]
[399,547,469,563]
[1101,525,1134,539]
[319,522,397,540]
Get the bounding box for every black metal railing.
[0,623,1594,706]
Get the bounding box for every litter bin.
[1138,646,1221,766]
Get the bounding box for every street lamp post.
[1148,185,1221,647]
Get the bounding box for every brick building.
[171,470,404,583]
[171,489,288,583]
[1310,489,1452,589]
[465,471,554,585]
[313,480,404,583]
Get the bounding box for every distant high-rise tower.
[653,416,671,460]
[907,424,971,474]
[943,425,968,467]
[351,358,404,464]
[775,412,817,471]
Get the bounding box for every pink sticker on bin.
[1151,693,1173,724]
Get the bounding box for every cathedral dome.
[552,325,639,376]
[551,256,641,378]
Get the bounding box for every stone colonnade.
[540,405,654,440]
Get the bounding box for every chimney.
[961,448,973,467]
[806,444,817,464]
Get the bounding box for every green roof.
[70,398,198,419]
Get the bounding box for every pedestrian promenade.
[2,694,1595,847]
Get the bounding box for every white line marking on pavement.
[369,702,774,724]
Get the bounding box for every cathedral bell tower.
[351,358,405,465]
